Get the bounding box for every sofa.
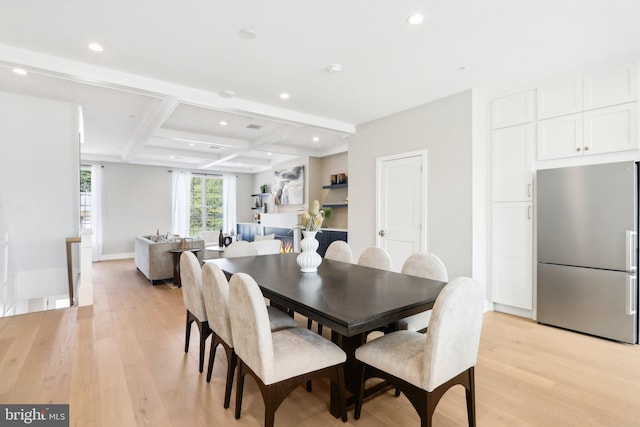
[134,235,205,284]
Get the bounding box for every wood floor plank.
[1,258,640,426]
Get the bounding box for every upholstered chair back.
[201,262,233,345]
[224,241,259,258]
[401,252,448,281]
[357,247,392,270]
[324,241,354,263]
[252,239,282,255]
[180,251,207,321]
[229,273,275,383]
[422,277,483,392]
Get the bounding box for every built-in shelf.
[322,183,348,189]
[323,203,348,208]
[251,192,271,197]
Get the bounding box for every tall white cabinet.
[491,59,640,318]
[491,92,534,311]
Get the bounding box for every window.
[79,167,92,229]
[189,175,223,236]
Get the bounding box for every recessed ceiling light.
[312,136,320,142]
[189,143,195,147]
[326,64,343,73]
[12,68,27,76]
[280,92,290,100]
[88,43,103,52]
[220,121,228,126]
[170,155,176,159]
[219,89,237,98]
[407,13,424,25]
[238,28,257,39]
[267,152,273,156]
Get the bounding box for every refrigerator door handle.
[626,275,637,316]
[626,230,637,272]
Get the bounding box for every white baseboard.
[492,303,534,320]
[96,252,134,261]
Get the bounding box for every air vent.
[208,145,221,150]
[246,124,263,130]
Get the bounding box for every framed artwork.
[274,165,304,205]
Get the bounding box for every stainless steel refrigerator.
[537,161,638,344]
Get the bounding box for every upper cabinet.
[584,102,639,155]
[583,62,638,110]
[536,61,639,160]
[492,90,535,129]
[537,77,583,120]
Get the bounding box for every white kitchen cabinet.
[584,102,639,155]
[537,113,584,160]
[492,124,534,202]
[537,77,583,120]
[492,90,535,129]
[492,202,533,310]
[583,62,638,111]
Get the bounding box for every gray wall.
[348,90,473,278]
[101,162,172,257]
[99,163,254,257]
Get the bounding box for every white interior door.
[376,151,426,271]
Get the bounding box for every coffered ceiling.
[0,1,639,173]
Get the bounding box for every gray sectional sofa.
[134,235,205,284]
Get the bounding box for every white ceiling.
[0,0,639,173]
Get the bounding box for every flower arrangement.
[299,200,325,231]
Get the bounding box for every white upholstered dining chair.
[180,251,211,373]
[324,240,354,263]
[357,246,392,270]
[200,263,297,408]
[224,241,258,258]
[397,252,448,333]
[228,272,348,426]
[354,277,484,426]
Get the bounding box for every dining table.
[205,252,446,417]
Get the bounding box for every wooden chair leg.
[196,320,211,373]
[184,311,193,353]
[466,367,476,427]
[206,334,219,383]
[235,361,246,419]
[224,348,237,409]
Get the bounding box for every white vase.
[296,230,322,273]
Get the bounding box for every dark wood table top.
[206,253,446,337]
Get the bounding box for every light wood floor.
[1,258,639,426]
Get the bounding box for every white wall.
[0,91,79,300]
[349,90,473,278]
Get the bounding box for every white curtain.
[90,165,103,260]
[172,170,192,237]
[223,174,237,235]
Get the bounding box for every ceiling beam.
[121,96,180,162]
[0,44,356,134]
[153,128,249,148]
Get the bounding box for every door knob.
[378,230,386,237]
